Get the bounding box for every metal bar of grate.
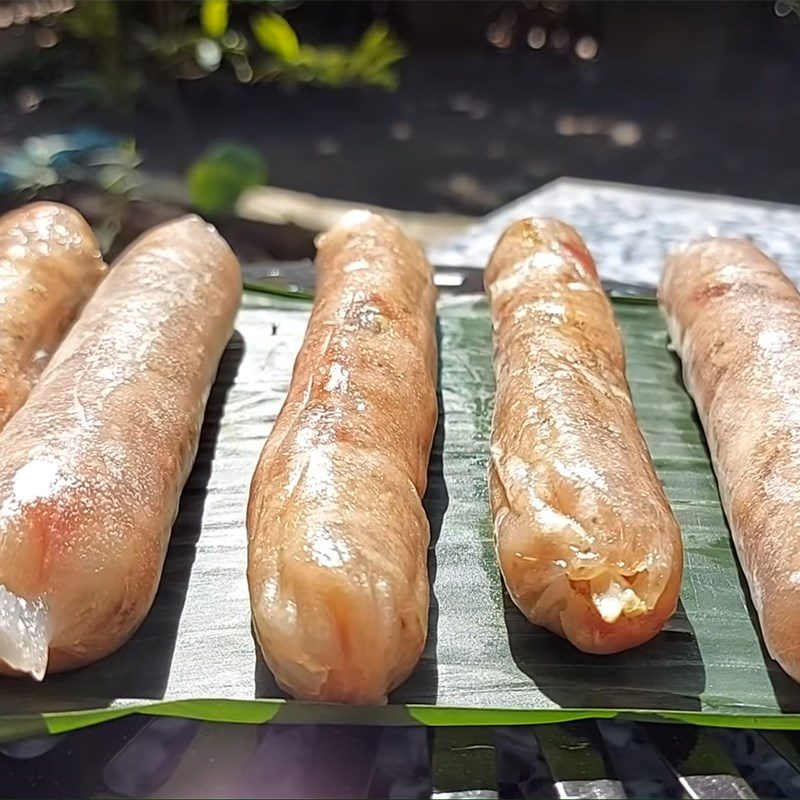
[710,727,800,799]
[642,724,756,800]
[534,722,626,799]
[3,712,800,797]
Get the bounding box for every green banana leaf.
[2,292,800,739]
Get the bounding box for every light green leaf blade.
[251,12,301,63]
[200,0,229,39]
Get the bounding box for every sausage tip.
[314,208,380,251]
[0,584,49,680]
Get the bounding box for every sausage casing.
[247,210,437,703]
[0,202,106,430]
[486,218,683,654]
[660,238,800,680]
[0,215,240,678]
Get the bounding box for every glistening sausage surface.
[0,215,240,678]
[486,218,683,654]
[247,210,437,703]
[0,202,106,431]
[660,238,800,681]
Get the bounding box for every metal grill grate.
[4,716,800,798]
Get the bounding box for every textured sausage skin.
[247,210,437,704]
[0,202,106,430]
[0,215,240,677]
[660,239,800,681]
[486,218,683,654]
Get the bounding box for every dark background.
[2,0,799,216]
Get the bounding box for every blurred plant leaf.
[36,1,404,109]
[61,0,120,39]
[251,12,301,62]
[187,143,268,216]
[85,140,142,197]
[352,21,405,73]
[201,0,229,38]
[0,130,140,253]
[298,46,349,86]
[0,152,59,193]
[249,15,404,89]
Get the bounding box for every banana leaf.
[2,292,800,738]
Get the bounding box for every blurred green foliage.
[251,13,405,89]
[251,12,301,61]
[60,0,120,40]
[201,0,231,39]
[187,143,268,215]
[2,0,405,113]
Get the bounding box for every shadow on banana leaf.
[391,322,447,704]
[734,559,800,714]
[505,593,706,711]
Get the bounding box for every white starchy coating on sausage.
[247,211,437,704]
[659,238,800,681]
[0,202,106,432]
[486,217,683,654]
[0,215,240,677]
